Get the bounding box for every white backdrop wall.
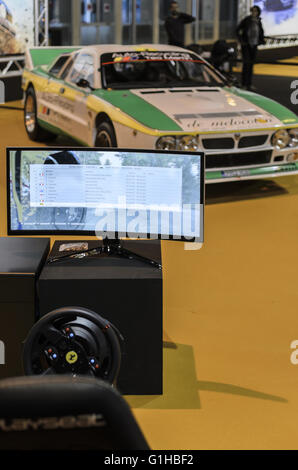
[255,0,298,36]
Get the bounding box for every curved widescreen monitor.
[7,147,204,242]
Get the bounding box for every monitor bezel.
[6,146,205,242]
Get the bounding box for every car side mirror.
[226,75,239,87]
[77,78,91,89]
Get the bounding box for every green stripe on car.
[227,87,298,125]
[92,89,182,131]
[30,47,80,67]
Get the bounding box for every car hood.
[92,86,298,132]
[129,87,284,132]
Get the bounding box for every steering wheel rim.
[23,306,122,385]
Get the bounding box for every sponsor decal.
[211,116,273,128]
[177,119,200,129]
[42,93,75,113]
[110,51,194,63]
[43,109,72,131]
[278,163,297,172]
[173,113,274,130]
[221,169,251,178]
[51,110,71,124]
[0,414,105,432]
[221,163,298,180]
[256,118,268,123]
[41,105,50,115]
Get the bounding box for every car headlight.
[156,136,176,150]
[271,129,290,149]
[288,128,298,148]
[177,135,199,151]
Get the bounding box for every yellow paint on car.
[135,47,157,51]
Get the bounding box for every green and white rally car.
[22,44,298,183]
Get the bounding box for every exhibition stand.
[38,239,163,395]
[3,146,204,399]
[0,237,163,395]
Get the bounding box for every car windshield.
[100,51,225,89]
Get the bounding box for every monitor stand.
[47,237,162,270]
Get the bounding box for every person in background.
[165,1,195,48]
[236,5,266,90]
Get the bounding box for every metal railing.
[0,55,25,78]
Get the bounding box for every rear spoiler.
[25,46,80,70]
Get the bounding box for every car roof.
[73,44,198,55]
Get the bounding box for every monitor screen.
[7,147,204,242]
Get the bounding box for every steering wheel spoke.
[42,367,56,376]
[42,325,65,345]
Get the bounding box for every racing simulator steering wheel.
[22,306,123,385]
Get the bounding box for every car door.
[62,52,96,145]
[41,54,78,137]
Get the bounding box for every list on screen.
[30,164,182,210]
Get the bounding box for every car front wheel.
[95,122,117,147]
[24,87,56,141]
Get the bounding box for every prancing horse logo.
[66,351,78,364]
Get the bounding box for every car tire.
[24,87,56,141]
[95,121,117,147]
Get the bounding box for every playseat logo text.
[290,340,298,364]
[0,414,106,432]
[0,340,5,365]
[290,80,298,105]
